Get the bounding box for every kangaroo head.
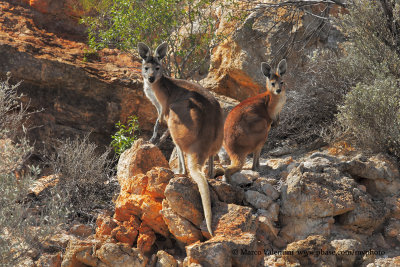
[138,42,168,84]
[261,59,287,95]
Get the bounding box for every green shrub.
[337,77,400,157]
[332,0,400,157]
[111,115,140,155]
[80,0,241,79]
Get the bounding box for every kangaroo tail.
[187,153,213,236]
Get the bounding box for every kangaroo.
[138,43,186,174]
[138,42,224,236]
[223,59,287,183]
[140,47,169,146]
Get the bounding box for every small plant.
[111,115,140,155]
[0,75,62,265]
[82,48,100,63]
[331,0,400,158]
[48,134,114,220]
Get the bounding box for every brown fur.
[138,42,223,236]
[223,61,287,182]
[152,76,223,236]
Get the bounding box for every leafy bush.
[80,0,240,78]
[111,115,140,155]
[333,0,400,157]
[337,78,400,157]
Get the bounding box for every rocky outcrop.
[0,1,158,149]
[203,2,344,101]
[17,137,400,266]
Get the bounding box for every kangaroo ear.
[261,62,272,79]
[277,59,287,76]
[155,42,168,60]
[138,42,151,60]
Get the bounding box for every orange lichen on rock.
[203,41,263,101]
[114,169,172,236]
[137,223,157,254]
[96,140,174,253]
[111,217,140,246]
[328,141,356,156]
[117,139,169,184]
[96,214,118,239]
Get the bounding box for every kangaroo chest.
[268,94,286,121]
[143,80,159,106]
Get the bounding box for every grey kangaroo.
[138,42,224,236]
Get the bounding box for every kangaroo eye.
[271,82,276,87]
[280,81,284,85]
[144,67,149,71]
[155,67,160,71]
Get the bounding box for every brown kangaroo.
[223,59,287,183]
[137,42,224,236]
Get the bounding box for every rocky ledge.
[34,139,399,267]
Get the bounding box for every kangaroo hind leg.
[252,147,262,171]
[224,155,245,184]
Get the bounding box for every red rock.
[137,224,156,254]
[114,165,173,237]
[161,199,203,245]
[61,239,98,267]
[117,139,169,184]
[96,214,118,239]
[35,252,62,267]
[111,217,140,246]
[69,223,93,238]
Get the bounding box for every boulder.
[229,170,258,186]
[336,196,389,234]
[137,223,157,254]
[280,217,335,243]
[384,219,400,242]
[0,1,158,150]
[96,243,146,267]
[69,224,93,238]
[35,252,62,267]
[42,232,76,251]
[117,139,169,184]
[330,239,361,267]
[281,164,356,218]
[257,204,280,241]
[114,166,173,236]
[163,176,204,227]
[156,250,178,267]
[244,190,273,210]
[202,3,343,101]
[385,196,400,219]
[250,178,280,200]
[161,199,203,245]
[208,179,244,204]
[186,202,262,266]
[366,256,400,267]
[96,214,118,240]
[61,239,98,267]
[111,216,140,246]
[340,154,400,198]
[283,235,337,267]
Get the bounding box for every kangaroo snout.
[276,88,282,94]
[148,76,155,83]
